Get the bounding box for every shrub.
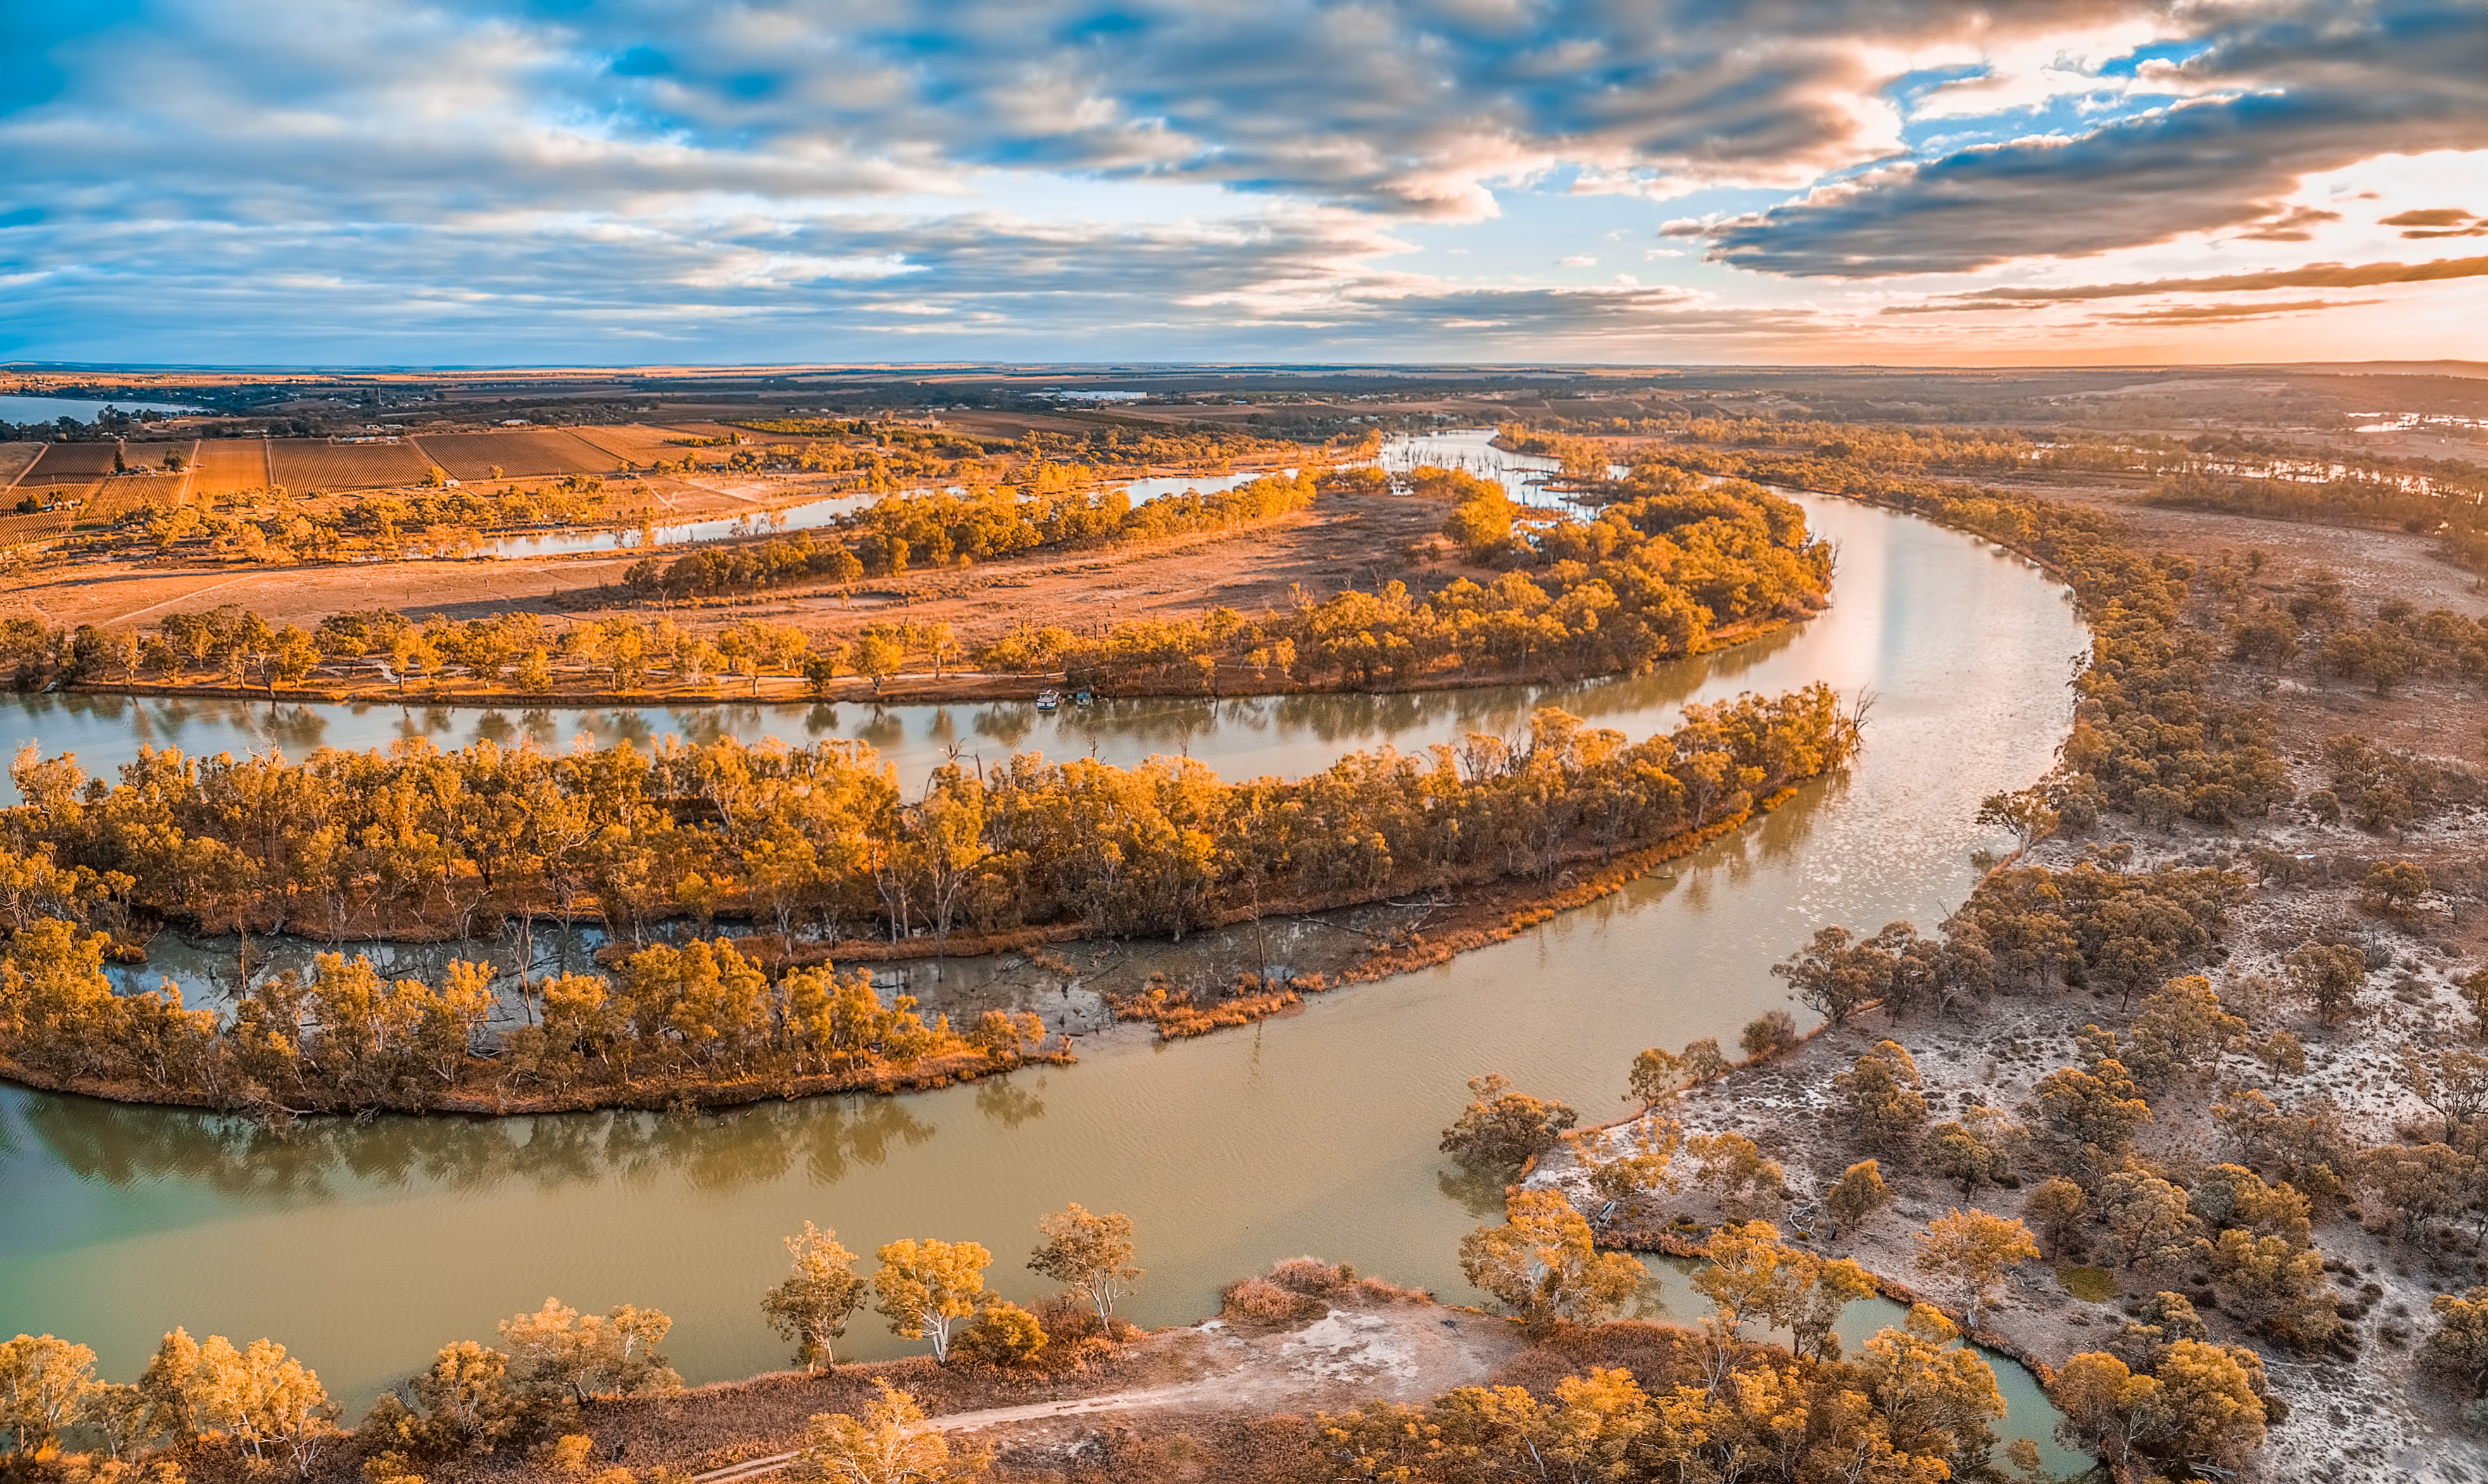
[1221,1277,1313,1325]
[950,1300,1048,1371]
[1740,1009,1800,1059]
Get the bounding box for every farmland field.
[0,445,42,489]
[0,481,99,545]
[409,428,617,480]
[267,438,436,489]
[16,444,120,484]
[122,441,198,475]
[88,473,182,515]
[190,439,271,494]
[567,423,731,463]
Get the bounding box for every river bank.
[0,493,2085,1402]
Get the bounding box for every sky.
[4,0,2487,367]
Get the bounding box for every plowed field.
[18,444,119,484]
[267,439,436,490]
[411,428,618,481]
[191,439,272,494]
[0,446,42,490]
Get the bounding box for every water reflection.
[3,552,1811,801]
[8,1088,944,1204]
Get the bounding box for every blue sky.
[4,0,2486,365]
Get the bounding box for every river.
[0,496,2088,1467]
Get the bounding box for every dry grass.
[413,429,619,480]
[267,438,437,490]
[190,438,272,494]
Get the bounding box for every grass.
[2056,1263,2120,1303]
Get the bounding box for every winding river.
[0,496,2089,1466]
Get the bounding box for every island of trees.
[0,685,1855,1116]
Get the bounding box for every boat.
[1035,690,1060,712]
[1072,687,1094,706]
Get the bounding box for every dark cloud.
[1,0,2161,227]
[1696,0,2488,275]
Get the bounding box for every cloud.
[2089,298,2379,323]
[2232,204,2340,242]
[6,0,2487,358]
[1936,253,2488,303]
[1693,1,2488,275]
[2381,207,2477,227]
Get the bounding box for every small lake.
[0,496,2087,1469]
[0,395,205,424]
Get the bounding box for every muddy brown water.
[0,496,2089,1468]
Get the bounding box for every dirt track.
[691,1302,1523,1482]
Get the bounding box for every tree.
[2025,1178,2090,1255]
[0,1333,97,1454]
[1457,1190,1645,1331]
[789,1380,990,1484]
[2137,1339,2270,1473]
[1692,1221,1805,1346]
[2284,942,2366,1024]
[1914,1210,2039,1326]
[1823,1160,1892,1236]
[2209,1228,2339,1352]
[2032,1055,2152,1157]
[1975,788,2059,852]
[1859,1305,2006,1477]
[1833,1040,1928,1152]
[406,1341,525,1456]
[2121,974,2244,1088]
[2098,1171,2199,1271]
[185,1333,340,1478]
[2363,860,2430,915]
[497,1299,679,1405]
[1925,1109,2023,1190]
[1685,1132,1787,1220]
[2426,1286,2488,1397]
[1027,1204,1141,1326]
[764,1223,869,1370]
[1441,487,1514,560]
[1626,1046,1687,1110]
[872,1240,991,1364]
[1440,1073,1578,1170]
[1773,926,1892,1025]
[852,629,906,693]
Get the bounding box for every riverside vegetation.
[0,1185,2037,1483]
[0,467,1831,699]
[1497,443,2488,1475]
[0,682,1855,1115]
